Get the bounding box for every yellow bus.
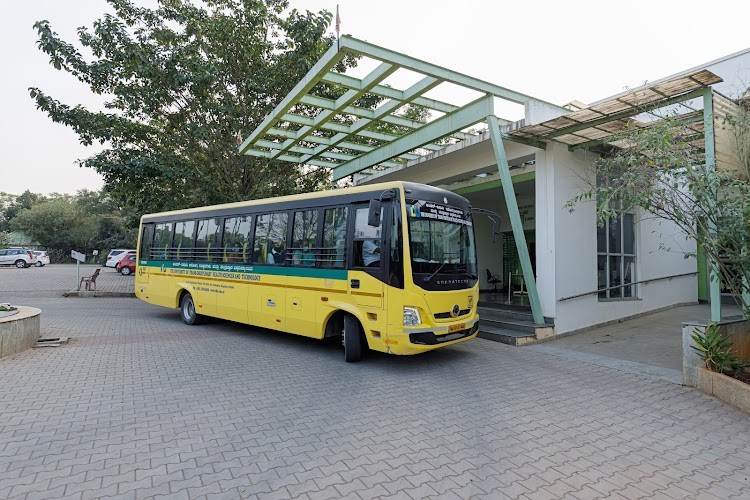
[135,181,479,361]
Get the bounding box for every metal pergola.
[238,35,562,325]
[239,36,741,325]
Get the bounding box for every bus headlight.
[403,307,422,327]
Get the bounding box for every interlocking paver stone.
[1,268,750,499]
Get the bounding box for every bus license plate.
[448,323,465,333]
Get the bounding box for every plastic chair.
[80,268,101,291]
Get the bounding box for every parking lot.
[1,265,749,499]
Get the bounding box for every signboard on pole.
[71,250,85,262]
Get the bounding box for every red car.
[116,254,137,275]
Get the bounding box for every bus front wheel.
[180,293,202,325]
[343,314,362,362]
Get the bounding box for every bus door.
[349,204,385,309]
[348,203,390,352]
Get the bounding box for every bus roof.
[140,181,466,222]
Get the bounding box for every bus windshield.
[407,200,477,289]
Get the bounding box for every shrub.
[691,324,747,373]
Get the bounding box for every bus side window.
[353,206,381,268]
[153,222,173,260]
[291,210,319,266]
[322,207,347,268]
[140,224,155,260]
[196,218,222,262]
[174,220,195,261]
[253,212,288,265]
[223,216,252,263]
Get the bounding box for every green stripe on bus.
[139,260,348,280]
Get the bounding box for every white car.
[32,251,50,267]
[0,248,37,268]
[105,249,136,268]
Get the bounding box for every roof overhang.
[507,69,723,151]
[238,36,563,182]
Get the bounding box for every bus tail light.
[403,307,421,326]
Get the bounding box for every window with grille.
[597,213,636,299]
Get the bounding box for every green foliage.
[9,190,136,262]
[13,198,95,250]
[30,0,352,213]
[691,324,747,373]
[567,109,750,317]
[0,190,46,232]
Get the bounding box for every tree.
[0,190,46,232]
[568,107,750,318]
[30,0,354,214]
[12,197,96,251]
[10,190,136,261]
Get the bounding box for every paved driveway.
[1,273,749,498]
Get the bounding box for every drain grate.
[34,337,70,348]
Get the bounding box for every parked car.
[32,251,50,267]
[105,249,136,268]
[0,248,37,268]
[116,254,137,275]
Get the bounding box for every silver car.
[32,251,50,267]
[0,249,37,268]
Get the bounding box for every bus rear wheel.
[180,293,202,325]
[343,314,362,362]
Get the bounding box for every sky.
[1,0,748,196]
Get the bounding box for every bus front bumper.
[384,319,479,355]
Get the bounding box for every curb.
[66,290,136,298]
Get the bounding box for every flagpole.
[335,4,340,50]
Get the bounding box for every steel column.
[703,88,722,322]
[487,115,545,325]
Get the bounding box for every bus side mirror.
[367,199,382,226]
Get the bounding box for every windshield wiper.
[456,264,477,280]
[423,262,447,283]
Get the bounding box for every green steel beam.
[239,42,345,154]
[338,36,566,111]
[243,149,338,168]
[301,76,445,164]
[271,62,397,159]
[703,88,721,322]
[267,127,331,143]
[322,72,461,114]
[548,87,707,141]
[299,94,475,142]
[298,94,464,134]
[332,95,495,181]
[254,139,363,163]
[323,71,513,127]
[697,238,708,302]
[488,115,545,326]
[245,148,400,169]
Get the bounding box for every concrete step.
[481,316,537,334]
[477,306,554,325]
[478,325,537,346]
[476,307,556,346]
